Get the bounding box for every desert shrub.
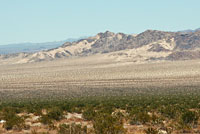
[26,106,42,116]
[82,107,96,121]
[93,112,126,134]
[130,111,151,125]
[151,113,163,125]
[39,107,63,125]
[58,124,70,134]
[181,111,199,125]
[31,130,38,134]
[71,107,82,113]
[58,123,87,134]
[34,108,43,116]
[39,115,53,125]
[2,110,25,130]
[60,103,72,112]
[47,107,63,121]
[0,112,3,120]
[145,127,158,134]
[160,106,177,119]
[113,111,125,120]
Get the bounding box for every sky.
[0,0,200,45]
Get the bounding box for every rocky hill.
[1,30,200,64]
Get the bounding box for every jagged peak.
[104,30,115,34]
[97,31,115,38]
[137,30,175,38]
[116,32,126,36]
[143,29,167,33]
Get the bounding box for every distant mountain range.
[1,29,200,64]
[0,38,85,54]
[178,28,200,33]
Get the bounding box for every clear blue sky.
[0,0,200,45]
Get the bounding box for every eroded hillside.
[1,30,200,64]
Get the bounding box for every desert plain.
[1,55,200,101]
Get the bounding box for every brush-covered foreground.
[0,87,200,134]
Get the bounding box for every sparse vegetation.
[58,123,87,134]
[0,87,200,133]
[145,127,158,134]
[2,108,25,130]
[181,111,199,125]
[93,112,126,134]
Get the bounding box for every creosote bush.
[93,112,126,134]
[47,107,63,121]
[39,107,63,125]
[82,107,96,121]
[2,108,25,130]
[145,127,158,134]
[181,110,199,125]
[58,123,87,134]
[130,111,151,125]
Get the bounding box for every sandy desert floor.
[1,55,200,101]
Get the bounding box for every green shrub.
[47,107,63,121]
[93,112,126,134]
[31,130,38,134]
[58,124,70,134]
[130,112,151,125]
[58,123,87,134]
[2,110,25,130]
[151,113,163,125]
[181,111,199,125]
[160,106,177,119]
[39,114,53,125]
[82,107,96,121]
[40,107,64,125]
[145,127,158,134]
